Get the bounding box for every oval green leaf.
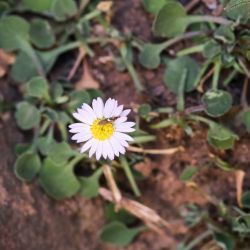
[14,152,41,181]
[202,89,232,117]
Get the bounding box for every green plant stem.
[188,15,232,25]
[184,230,211,250]
[177,43,206,57]
[224,69,237,86]
[51,41,81,56]
[177,68,187,111]
[69,153,86,168]
[158,31,205,52]
[212,59,221,90]
[78,9,101,23]
[120,156,141,197]
[193,59,212,88]
[188,114,215,127]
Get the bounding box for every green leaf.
[214,26,235,44]
[100,221,143,246]
[0,15,30,51]
[153,2,187,37]
[143,0,171,14]
[68,90,91,110]
[151,117,178,129]
[138,104,151,119]
[51,0,77,21]
[39,158,80,200]
[203,40,221,59]
[225,0,250,23]
[47,141,75,165]
[0,2,10,16]
[202,89,232,117]
[207,124,237,150]
[30,18,55,49]
[212,231,235,250]
[10,51,37,82]
[26,76,49,99]
[79,168,103,198]
[180,166,197,182]
[105,204,136,224]
[139,43,163,69]
[15,101,40,130]
[241,191,250,208]
[242,110,250,133]
[15,143,33,155]
[164,56,200,93]
[36,136,55,156]
[233,215,250,234]
[14,152,41,181]
[21,0,53,12]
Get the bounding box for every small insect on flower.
[68,98,135,160]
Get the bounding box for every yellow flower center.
[91,119,115,141]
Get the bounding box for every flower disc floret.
[91,119,115,141]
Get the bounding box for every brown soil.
[1,0,250,250]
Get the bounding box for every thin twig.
[235,170,245,208]
[239,58,250,78]
[186,0,200,12]
[67,47,86,80]
[103,164,122,210]
[128,146,184,155]
[99,187,172,235]
[197,66,215,92]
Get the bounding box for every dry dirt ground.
[1,0,250,249]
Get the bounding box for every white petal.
[73,110,94,125]
[72,132,92,142]
[107,142,115,160]
[119,139,129,148]
[110,100,118,117]
[109,137,122,156]
[68,123,84,128]
[89,139,99,158]
[116,122,135,133]
[92,98,104,118]
[113,105,124,117]
[102,140,109,159]
[69,124,90,133]
[114,132,134,142]
[120,109,131,117]
[80,139,94,153]
[103,98,116,118]
[82,103,96,119]
[115,117,127,125]
[96,142,103,160]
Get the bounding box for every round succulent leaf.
[203,40,221,59]
[0,15,30,51]
[51,0,77,21]
[242,191,250,208]
[164,56,200,93]
[15,101,40,130]
[202,89,232,117]
[30,19,55,49]
[79,168,103,198]
[39,158,80,200]
[11,51,38,82]
[36,136,55,156]
[242,110,250,132]
[14,152,41,181]
[214,26,235,44]
[47,141,75,165]
[27,76,49,98]
[21,0,53,12]
[225,0,250,23]
[0,2,10,16]
[68,90,91,110]
[139,43,163,69]
[143,0,171,14]
[100,221,143,246]
[153,2,187,37]
[207,124,237,150]
[212,231,235,250]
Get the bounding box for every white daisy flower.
[69,97,135,160]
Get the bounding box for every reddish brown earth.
[1,0,250,250]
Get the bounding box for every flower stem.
[120,156,141,197]
[212,59,221,90]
